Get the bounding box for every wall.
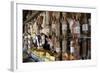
[0,0,100,73]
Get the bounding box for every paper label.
[82,24,88,31]
[56,48,60,53]
[70,47,75,53]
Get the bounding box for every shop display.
[22,10,91,62]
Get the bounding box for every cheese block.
[46,52,50,58]
[50,56,55,61]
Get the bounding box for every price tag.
[82,24,88,31]
[70,47,75,54]
[56,48,60,53]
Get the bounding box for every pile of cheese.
[33,50,55,61]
